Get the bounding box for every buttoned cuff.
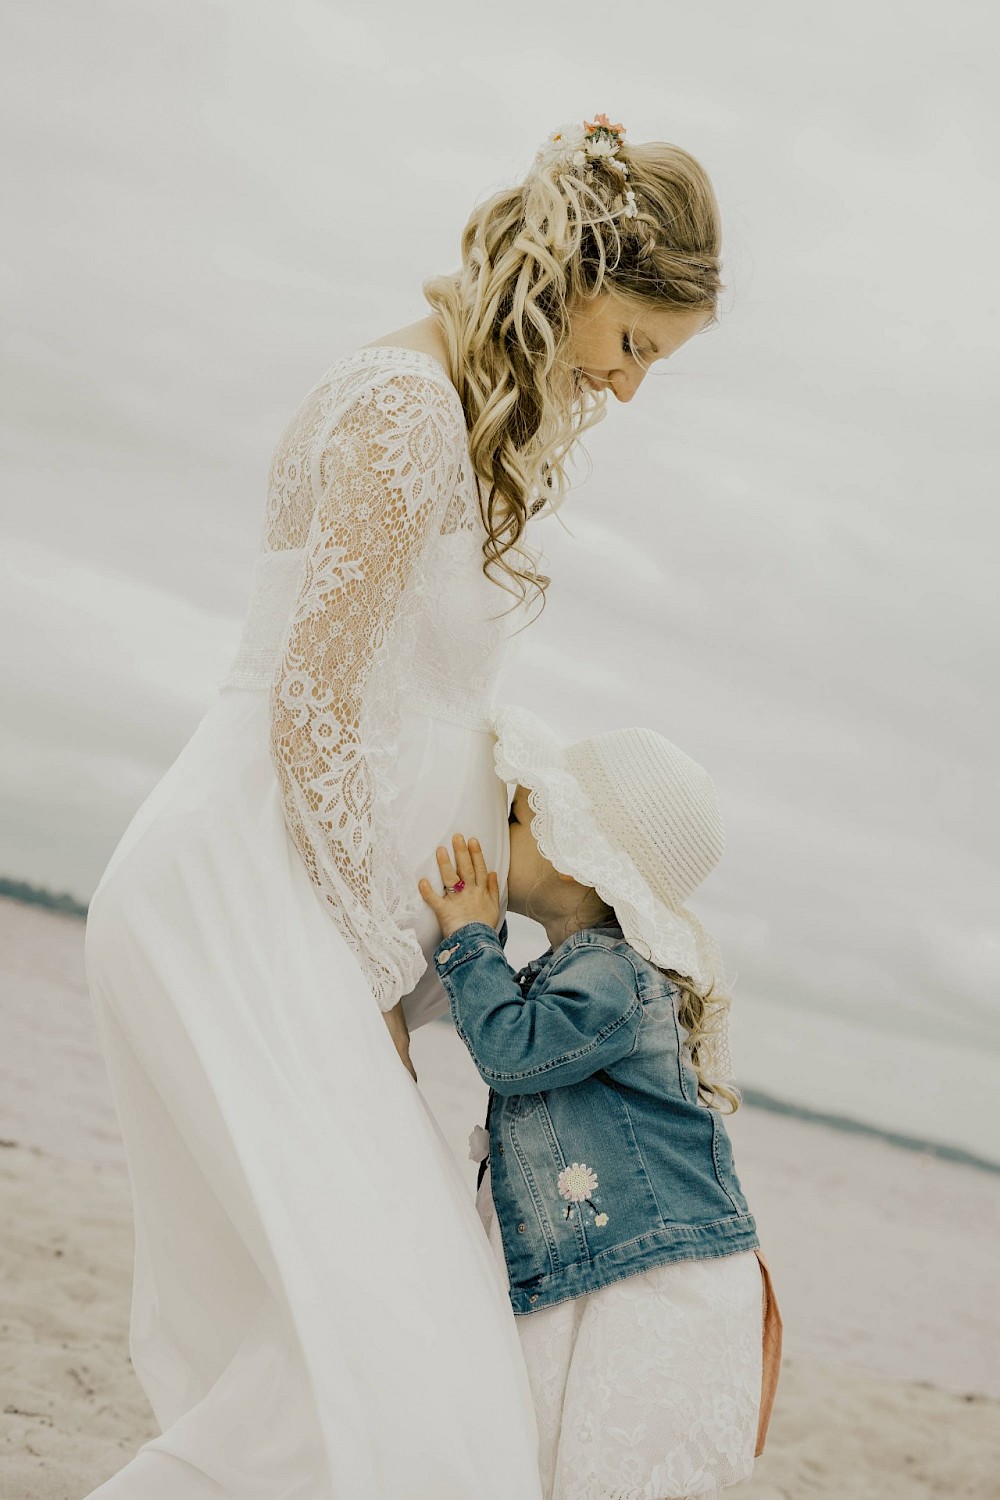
[432,921,505,975]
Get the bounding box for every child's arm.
[434,923,643,1097]
[418,830,642,1095]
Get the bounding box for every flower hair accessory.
[536,113,640,218]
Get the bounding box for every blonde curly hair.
[524,881,738,1114]
[665,969,741,1114]
[424,133,722,618]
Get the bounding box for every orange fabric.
[753,1249,783,1456]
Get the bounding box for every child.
[418,703,781,1500]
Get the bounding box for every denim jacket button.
[529,1294,538,1303]
[498,1144,504,1155]
[517,1222,526,1234]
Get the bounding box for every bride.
[82,116,720,1497]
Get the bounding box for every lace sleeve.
[269,371,465,1012]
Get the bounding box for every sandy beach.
[2,896,999,1499]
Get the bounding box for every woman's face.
[563,291,711,403]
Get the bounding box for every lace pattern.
[221,349,532,1012]
[478,1168,761,1500]
[222,549,308,690]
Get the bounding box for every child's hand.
[418,834,501,940]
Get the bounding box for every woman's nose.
[610,368,646,403]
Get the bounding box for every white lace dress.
[82,348,545,1499]
[477,1166,763,1500]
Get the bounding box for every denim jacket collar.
[513,914,626,986]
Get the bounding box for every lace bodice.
[219,348,538,1013]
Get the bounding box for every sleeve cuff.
[432,921,504,973]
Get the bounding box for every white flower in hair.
[536,121,588,167]
[623,188,639,218]
[536,112,628,175]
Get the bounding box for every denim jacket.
[433,915,759,1315]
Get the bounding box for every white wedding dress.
[83,347,545,1498]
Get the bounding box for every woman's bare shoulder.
[362,316,454,384]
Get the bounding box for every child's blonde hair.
[664,970,741,1114]
[526,883,739,1113]
[424,138,721,618]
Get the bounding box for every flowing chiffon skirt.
[83,687,541,1498]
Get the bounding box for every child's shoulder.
[538,918,678,996]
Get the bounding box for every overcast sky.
[2,1,998,1140]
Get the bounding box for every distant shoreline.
[1,879,89,919]
[5,888,996,1179]
[739,1087,1000,1179]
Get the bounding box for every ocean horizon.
[6,882,995,1179]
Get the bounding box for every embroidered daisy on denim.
[556,1163,609,1226]
[558,1163,598,1202]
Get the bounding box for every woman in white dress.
[82,116,721,1498]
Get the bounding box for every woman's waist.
[395,680,499,732]
[392,712,510,883]
[222,653,520,719]
[217,675,500,736]
[116,690,505,831]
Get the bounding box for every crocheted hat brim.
[492,703,723,997]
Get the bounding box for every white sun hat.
[492,702,734,1085]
